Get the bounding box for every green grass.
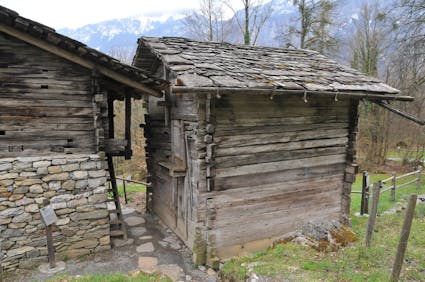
[108,183,146,202]
[220,173,425,282]
[45,273,171,282]
[351,173,424,214]
[117,183,146,197]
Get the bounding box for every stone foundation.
[0,154,110,271]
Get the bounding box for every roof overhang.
[171,86,415,102]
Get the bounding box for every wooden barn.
[133,37,413,266]
[0,7,167,270]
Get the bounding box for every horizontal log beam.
[171,86,414,102]
[0,24,163,97]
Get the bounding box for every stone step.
[110,219,123,225]
[110,229,125,237]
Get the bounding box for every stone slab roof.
[0,6,167,91]
[134,36,399,94]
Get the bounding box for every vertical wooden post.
[107,93,114,139]
[42,199,56,269]
[365,181,381,247]
[124,91,132,160]
[0,240,3,282]
[123,179,128,204]
[361,171,369,215]
[46,225,56,269]
[391,171,396,201]
[391,194,417,282]
[416,166,422,190]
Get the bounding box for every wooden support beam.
[374,101,425,125]
[0,24,163,97]
[107,93,114,139]
[124,90,132,160]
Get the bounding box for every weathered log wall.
[205,94,351,260]
[0,32,96,157]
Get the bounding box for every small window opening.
[40,85,49,89]
[0,131,5,135]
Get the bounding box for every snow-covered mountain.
[58,0,368,59]
[59,15,187,59]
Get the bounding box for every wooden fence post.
[391,194,417,282]
[365,181,381,247]
[123,179,128,204]
[391,171,396,201]
[416,166,422,190]
[361,171,370,215]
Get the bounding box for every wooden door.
[171,120,189,239]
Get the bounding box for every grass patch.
[45,273,171,282]
[351,173,424,214]
[220,173,425,281]
[108,183,146,202]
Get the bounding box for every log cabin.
[0,6,167,271]
[133,37,413,266]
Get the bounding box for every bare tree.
[108,46,135,64]
[280,0,339,54]
[183,0,230,42]
[384,0,425,166]
[225,0,274,45]
[350,2,390,167]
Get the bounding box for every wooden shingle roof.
[0,6,167,96]
[135,36,399,95]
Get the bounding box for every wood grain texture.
[0,34,96,157]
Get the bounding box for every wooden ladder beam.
[107,155,127,240]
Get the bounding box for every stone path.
[8,210,218,282]
[112,210,217,282]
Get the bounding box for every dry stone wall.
[0,154,110,271]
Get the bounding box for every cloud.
[0,0,202,28]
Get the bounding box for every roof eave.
[170,86,414,102]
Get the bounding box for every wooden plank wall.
[0,32,96,157]
[145,94,174,226]
[146,91,207,262]
[207,94,350,258]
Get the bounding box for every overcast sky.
[0,0,247,29]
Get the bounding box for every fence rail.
[352,167,422,215]
[115,177,150,204]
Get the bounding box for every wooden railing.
[115,177,150,204]
[352,167,422,215]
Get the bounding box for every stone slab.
[136,242,154,253]
[124,216,145,227]
[138,256,158,274]
[130,227,147,237]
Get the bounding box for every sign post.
[0,239,3,282]
[40,201,58,269]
